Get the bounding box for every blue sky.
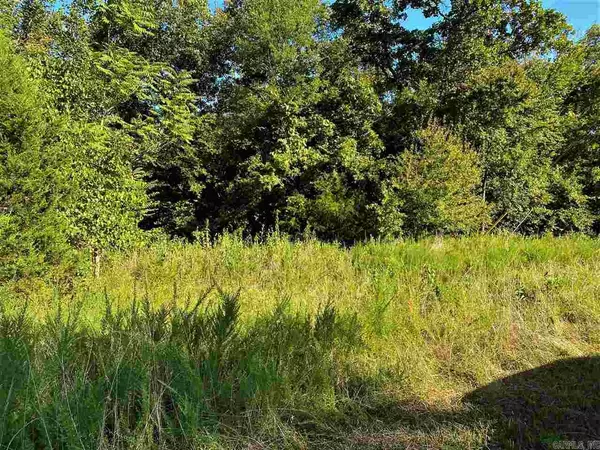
[402,0,599,36]
[545,0,599,35]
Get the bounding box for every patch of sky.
[543,0,599,38]
[397,7,438,30]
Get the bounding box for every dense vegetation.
[0,1,599,448]
[0,0,599,278]
[1,235,599,448]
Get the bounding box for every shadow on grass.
[1,293,597,449]
[464,356,600,449]
[321,357,600,449]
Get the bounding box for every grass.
[1,233,599,449]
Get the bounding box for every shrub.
[386,124,490,236]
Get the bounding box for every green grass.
[1,234,599,449]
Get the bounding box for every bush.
[386,124,490,236]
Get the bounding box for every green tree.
[0,30,70,278]
[181,2,393,240]
[58,120,148,258]
[556,25,600,231]
[0,29,148,279]
[2,0,597,249]
[443,60,586,232]
[383,124,489,235]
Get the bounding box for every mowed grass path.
[2,234,599,448]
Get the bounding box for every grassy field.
[1,234,599,449]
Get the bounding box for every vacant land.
[1,235,599,449]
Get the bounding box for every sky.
[545,0,599,35]
[401,0,599,36]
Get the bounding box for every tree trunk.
[92,247,101,278]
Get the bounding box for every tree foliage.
[0,0,599,276]
[0,30,69,278]
[0,28,147,279]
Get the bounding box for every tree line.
[0,0,598,278]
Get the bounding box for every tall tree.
[0,30,69,278]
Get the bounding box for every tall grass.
[1,233,599,448]
[0,291,367,449]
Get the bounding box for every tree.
[177,1,398,240]
[556,25,600,231]
[0,31,70,278]
[0,28,149,280]
[58,120,148,265]
[383,124,489,235]
[2,0,597,252]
